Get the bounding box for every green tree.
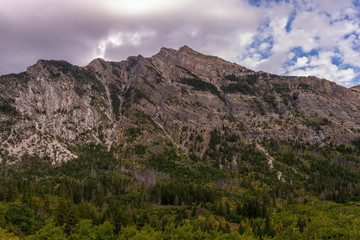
[225,201,231,217]
[95,220,115,240]
[105,202,131,233]
[191,204,198,218]
[5,203,35,235]
[54,198,79,235]
[25,219,65,240]
[0,226,20,240]
[69,219,96,240]
[120,224,162,240]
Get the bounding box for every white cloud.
[236,0,360,86]
[102,0,187,15]
[95,30,156,58]
[288,51,356,86]
[312,0,354,19]
[338,34,360,68]
[294,57,309,69]
[291,66,356,86]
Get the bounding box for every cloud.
[289,51,356,85]
[0,0,359,86]
[239,0,360,86]
[0,0,265,72]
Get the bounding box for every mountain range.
[1,45,359,163]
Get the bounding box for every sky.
[0,0,359,87]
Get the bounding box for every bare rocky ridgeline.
[0,46,359,162]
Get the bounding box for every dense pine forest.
[1,130,360,239]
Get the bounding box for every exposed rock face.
[0,61,111,162]
[0,46,359,162]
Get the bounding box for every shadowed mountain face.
[1,46,360,162]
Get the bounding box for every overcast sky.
[1,0,359,87]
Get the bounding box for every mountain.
[0,45,359,162]
[1,46,360,239]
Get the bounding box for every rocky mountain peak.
[155,45,213,61]
[178,44,195,52]
[26,59,78,79]
[88,58,107,68]
[151,46,250,81]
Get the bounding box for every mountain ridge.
[352,85,360,92]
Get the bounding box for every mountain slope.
[352,85,360,93]
[1,46,360,239]
[0,46,359,163]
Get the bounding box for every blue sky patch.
[248,0,290,7]
[285,10,297,33]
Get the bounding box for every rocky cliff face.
[1,46,359,162]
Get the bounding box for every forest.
[0,129,360,239]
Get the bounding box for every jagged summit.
[0,46,359,162]
[178,45,194,51]
[28,59,75,69]
[152,46,251,81]
[88,58,107,66]
[156,45,236,62]
[26,59,80,78]
[158,45,197,54]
